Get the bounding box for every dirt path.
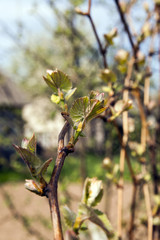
[0,182,147,240]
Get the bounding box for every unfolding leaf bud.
[109,28,118,38]
[115,49,129,64]
[114,100,124,113]
[21,138,29,149]
[124,100,133,111]
[46,69,54,75]
[82,178,103,207]
[102,157,112,170]
[100,69,117,83]
[51,94,61,104]
[142,22,151,38]
[114,99,132,113]
[104,28,118,45]
[119,1,127,13]
[25,179,43,196]
[137,51,145,65]
[154,195,160,205]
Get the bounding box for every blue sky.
[0,0,158,89]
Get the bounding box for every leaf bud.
[115,49,129,64]
[81,178,103,207]
[100,69,117,83]
[24,179,43,195]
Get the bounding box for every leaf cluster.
[13,134,52,196]
[62,177,118,240]
[43,69,107,145]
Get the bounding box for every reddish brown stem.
[114,0,139,70]
[46,122,70,240]
[79,0,108,68]
[128,184,138,240]
[87,14,107,68]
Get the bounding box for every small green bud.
[115,49,129,64]
[100,69,117,83]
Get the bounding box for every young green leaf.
[70,97,89,122]
[86,99,106,122]
[62,205,76,228]
[37,158,53,179]
[27,134,36,154]
[93,209,117,239]
[13,145,41,177]
[100,69,117,83]
[74,204,117,240]
[104,28,118,45]
[43,69,72,94]
[70,94,106,124]
[89,91,104,101]
[65,87,77,101]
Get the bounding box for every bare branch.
[114,0,139,70]
[44,121,70,240]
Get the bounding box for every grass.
[60,152,106,184]
[0,153,141,184]
[0,168,29,184]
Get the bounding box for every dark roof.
[0,73,29,107]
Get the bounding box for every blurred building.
[22,96,64,149]
[0,72,28,169]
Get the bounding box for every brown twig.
[128,184,138,240]
[87,14,107,68]
[113,113,138,240]
[79,0,107,68]
[117,58,134,240]
[79,2,137,238]
[114,0,139,70]
[132,85,153,240]
[132,62,153,240]
[143,183,153,240]
[45,121,70,240]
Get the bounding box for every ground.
[0,182,148,240]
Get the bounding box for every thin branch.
[114,0,139,70]
[87,14,107,68]
[81,3,137,237]
[143,183,153,240]
[58,121,70,152]
[128,184,138,240]
[117,58,134,240]
[45,121,70,240]
[87,14,107,67]
[135,59,153,240]
[148,50,160,56]
[78,0,107,68]
[88,0,92,14]
[158,32,160,115]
